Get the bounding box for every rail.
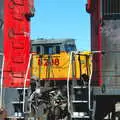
[88,51,102,111]
[67,51,74,115]
[88,54,93,111]
[23,53,32,113]
[0,53,4,109]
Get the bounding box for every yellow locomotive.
[31,39,92,82]
[27,39,93,119]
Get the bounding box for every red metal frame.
[97,0,102,86]
[3,0,34,87]
[87,0,92,12]
[87,0,102,86]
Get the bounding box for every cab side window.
[44,46,60,54]
[36,46,40,54]
[36,46,44,54]
[65,44,76,52]
[56,46,60,54]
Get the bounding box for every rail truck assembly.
[0,0,120,120]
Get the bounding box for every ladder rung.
[73,86,87,89]
[16,88,29,90]
[11,101,24,104]
[72,112,90,118]
[72,100,88,103]
[7,116,24,119]
[28,118,35,120]
[0,53,3,56]
[72,115,90,119]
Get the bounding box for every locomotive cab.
[31,38,77,54]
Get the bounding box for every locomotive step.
[72,112,90,119]
[7,116,24,119]
[11,101,24,104]
[16,88,29,90]
[72,100,88,103]
[73,86,88,89]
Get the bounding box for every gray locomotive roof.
[31,38,76,45]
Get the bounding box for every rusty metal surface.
[102,20,120,87]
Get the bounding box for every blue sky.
[31,0,90,50]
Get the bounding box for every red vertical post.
[3,0,34,87]
[86,0,102,86]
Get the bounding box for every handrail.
[23,54,32,113]
[67,51,79,117]
[88,51,102,111]
[0,54,4,109]
[88,54,93,111]
[67,51,73,115]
